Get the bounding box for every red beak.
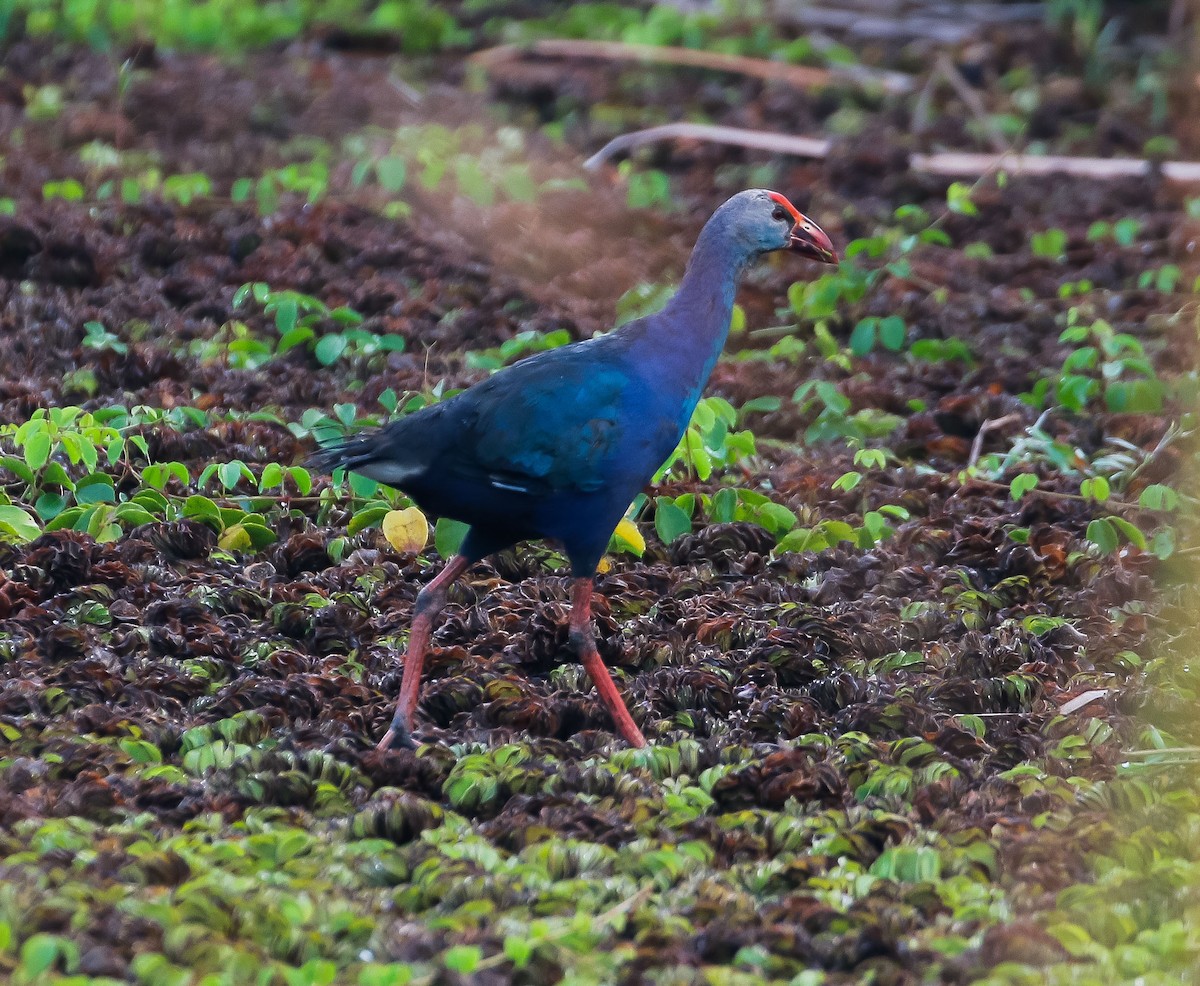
[766,191,837,264]
[788,216,838,264]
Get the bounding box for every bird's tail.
[307,431,421,486]
[307,434,366,473]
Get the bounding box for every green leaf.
[239,520,278,548]
[820,520,857,543]
[0,505,41,542]
[946,181,977,216]
[1150,527,1176,559]
[1108,516,1148,551]
[260,462,284,490]
[34,492,68,520]
[1047,922,1097,958]
[142,461,190,490]
[41,461,75,488]
[710,487,736,524]
[329,306,365,327]
[376,156,407,193]
[832,471,862,492]
[869,846,941,882]
[654,499,692,544]
[348,505,391,536]
[315,334,348,366]
[1113,217,1140,247]
[0,455,35,484]
[113,504,157,526]
[1079,476,1110,502]
[878,315,906,351]
[357,964,414,986]
[757,502,797,534]
[287,466,313,495]
[442,946,481,975]
[957,714,986,738]
[1009,474,1038,500]
[739,395,781,416]
[219,461,244,490]
[278,326,316,354]
[120,738,163,764]
[434,517,469,559]
[274,298,299,335]
[76,482,115,505]
[503,935,534,968]
[776,527,823,554]
[849,318,876,356]
[1086,518,1118,554]
[20,934,61,976]
[861,510,890,542]
[23,430,51,470]
[347,472,380,498]
[183,495,222,527]
[683,430,712,481]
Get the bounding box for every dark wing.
[309,338,633,499]
[436,340,630,497]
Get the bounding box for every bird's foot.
[376,711,420,752]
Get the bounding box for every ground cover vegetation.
[0,0,1198,983]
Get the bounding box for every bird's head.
[720,188,838,264]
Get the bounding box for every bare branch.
[577,120,1200,184]
[469,39,914,95]
[584,124,830,170]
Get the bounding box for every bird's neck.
[652,216,752,378]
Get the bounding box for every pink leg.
[570,577,647,748]
[377,554,471,751]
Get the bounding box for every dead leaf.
[612,517,645,556]
[218,524,252,551]
[382,507,428,554]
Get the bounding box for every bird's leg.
[377,554,471,751]
[569,577,647,748]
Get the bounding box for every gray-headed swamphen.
[311,189,837,750]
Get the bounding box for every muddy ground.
[0,9,1197,984]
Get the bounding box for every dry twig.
[584,124,830,170]
[469,39,914,94]
[968,413,1024,469]
[912,151,1200,182]
[578,121,1200,183]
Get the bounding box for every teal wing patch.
[442,349,629,497]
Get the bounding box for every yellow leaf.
[596,556,613,574]
[382,506,428,554]
[218,523,252,551]
[611,517,645,556]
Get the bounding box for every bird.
[310,189,836,751]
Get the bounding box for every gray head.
[710,189,837,263]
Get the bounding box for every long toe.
[376,724,419,752]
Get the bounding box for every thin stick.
[967,413,1024,469]
[585,123,830,170]
[579,122,1200,183]
[913,151,1200,182]
[469,39,914,94]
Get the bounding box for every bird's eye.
[772,206,788,222]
